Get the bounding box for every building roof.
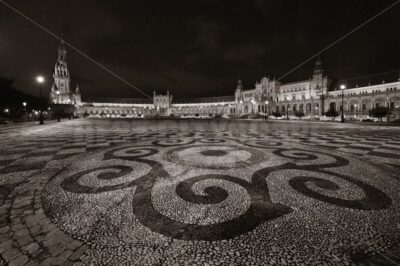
[173,95,234,104]
[329,70,400,91]
[280,80,310,87]
[82,96,152,104]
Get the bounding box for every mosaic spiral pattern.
[42,133,396,247]
[164,144,265,169]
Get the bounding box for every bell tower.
[54,39,71,96]
[311,56,328,94]
[235,77,243,103]
[49,38,80,105]
[311,56,330,115]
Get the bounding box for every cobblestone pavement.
[0,119,399,265]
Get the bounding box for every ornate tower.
[49,38,80,105]
[311,56,327,93]
[235,78,243,103]
[310,56,330,115]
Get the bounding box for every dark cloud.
[0,0,399,99]
[224,44,267,61]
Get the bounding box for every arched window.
[329,102,336,111]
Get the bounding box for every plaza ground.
[0,118,399,265]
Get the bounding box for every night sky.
[1,0,399,99]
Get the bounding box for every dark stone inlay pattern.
[45,141,394,244]
[200,150,228,156]
[164,144,265,169]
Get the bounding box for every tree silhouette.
[325,109,339,122]
[369,107,389,122]
[294,111,305,120]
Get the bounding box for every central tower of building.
[49,39,81,105]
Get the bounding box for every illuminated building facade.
[49,41,400,120]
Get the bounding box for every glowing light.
[36,76,45,83]
[56,90,60,95]
[265,101,269,104]
[22,102,27,107]
[4,108,9,113]
[340,84,346,90]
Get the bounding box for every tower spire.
[50,38,71,104]
[313,56,323,76]
[236,77,243,91]
[58,37,67,62]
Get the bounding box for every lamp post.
[36,76,45,124]
[265,100,269,120]
[354,104,358,119]
[251,99,255,119]
[22,102,27,121]
[287,106,290,120]
[340,84,346,123]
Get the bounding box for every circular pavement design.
[40,132,400,265]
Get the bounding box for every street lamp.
[340,84,346,123]
[36,76,44,84]
[354,104,358,118]
[265,100,269,112]
[36,75,45,124]
[287,106,290,120]
[22,102,27,121]
[251,99,256,119]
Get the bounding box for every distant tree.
[0,77,45,121]
[0,78,40,107]
[294,111,305,120]
[369,107,389,122]
[271,112,282,118]
[325,109,339,122]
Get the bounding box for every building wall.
[324,82,400,119]
[48,42,400,120]
[72,79,400,120]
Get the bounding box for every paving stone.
[69,245,88,261]
[13,229,30,239]
[8,254,29,266]
[21,242,40,254]
[16,235,34,247]
[0,226,9,234]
